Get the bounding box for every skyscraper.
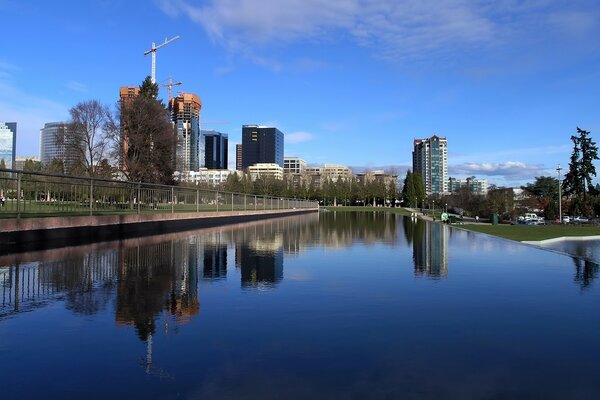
[40,122,79,171]
[412,135,448,195]
[169,93,202,173]
[241,125,284,169]
[202,130,228,170]
[0,122,17,169]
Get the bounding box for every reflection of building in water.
[203,244,227,280]
[409,220,449,277]
[236,243,283,289]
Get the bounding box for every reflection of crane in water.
[140,333,173,380]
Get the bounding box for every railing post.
[137,182,141,214]
[255,195,257,211]
[196,189,199,213]
[16,171,21,219]
[231,193,234,212]
[171,187,174,214]
[244,194,247,211]
[216,191,219,213]
[89,178,94,216]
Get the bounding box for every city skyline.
[1,1,599,186]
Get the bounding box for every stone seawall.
[0,209,318,254]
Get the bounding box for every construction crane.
[159,76,182,101]
[144,35,180,84]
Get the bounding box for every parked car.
[562,215,571,224]
[573,216,589,223]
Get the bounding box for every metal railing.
[0,169,318,218]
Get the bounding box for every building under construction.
[119,86,140,171]
[169,93,202,174]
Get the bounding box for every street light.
[557,164,562,223]
[445,203,448,213]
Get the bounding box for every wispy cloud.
[158,0,600,69]
[66,80,87,92]
[286,131,315,144]
[0,60,18,79]
[158,0,494,62]
[0,81,69,156]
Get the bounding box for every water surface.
[1,212,599,399]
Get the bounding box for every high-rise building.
[169,93,202,173]
[412,135,448,195]
[241,125,284,169]
[40,122,81,172]
[0,122,17,169]
[236,144,243,171]
[202,130,228,170]
[118,86,140,170]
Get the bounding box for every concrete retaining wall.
[0,209,318,254]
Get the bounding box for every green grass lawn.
[460,223,600,241]
[322,206,412,215]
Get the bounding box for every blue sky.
[1,0,600,186]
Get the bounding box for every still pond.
[1,212,599,399]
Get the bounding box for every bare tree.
[67,100,116,178]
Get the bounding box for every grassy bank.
[460,224,600,241]
[322,206,412,215]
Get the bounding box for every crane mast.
[144,35,180,84]
[159,76,183,101]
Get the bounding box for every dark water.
[1,212,599,399]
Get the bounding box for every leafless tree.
[67,100,116,178]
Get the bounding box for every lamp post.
[557,164,562,223]
[445,203,448,213]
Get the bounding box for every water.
[1,212,599,399]
[540,238,600,266]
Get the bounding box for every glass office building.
[202,130,228,170]
[0,122,16,169]
[241,125,284,169]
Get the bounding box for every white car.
[574,216,589,223]
[562,215,571,224]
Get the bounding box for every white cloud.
[286,131,315,144]
[450,161,549,179]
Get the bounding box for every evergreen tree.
[413,172,426,207]
[120,77,176,185]
[563,127,599,200]
[578,128,599,197]
[139,76,159,99]
[402,170,415,207]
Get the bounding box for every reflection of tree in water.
[318,211,398,247]
[116,241,200,341]
[42,250,120,316]
[573,258,599,290]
